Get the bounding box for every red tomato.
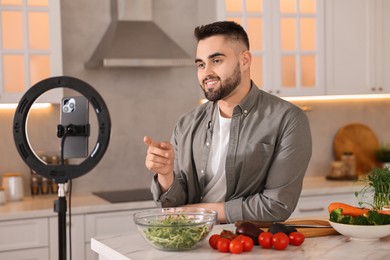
[236,235,254,252]
[208,234,221,250]
[289,232,305,246]
[258,231,273,249]
[229,238,244,254]
[217,237,231,253]
[272,232,289,250]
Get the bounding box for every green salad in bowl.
[133,207,217,251]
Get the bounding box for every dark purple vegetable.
[268,223,297,235]
[235,222,263,245]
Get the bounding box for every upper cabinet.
[0,0,62,103]
[325,0,390,95]
[217,0,390,97]
[217,0,325,97]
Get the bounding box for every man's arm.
[185,202,226,223]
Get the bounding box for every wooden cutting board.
[333,123,381,176]
[235,220,339,238]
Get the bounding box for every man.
[144,21,312,223]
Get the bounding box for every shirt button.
[244,109,248,114]
[201,170,204,174]
[206,142,210,146]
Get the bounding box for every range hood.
[85,0,194,68]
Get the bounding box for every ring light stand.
[13,76,111,260]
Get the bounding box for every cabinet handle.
[378,87,383,91]
[276,90,280,94]
[371,87,376,91]
[299,207,324,212]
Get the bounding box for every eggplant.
[235,222,263,245]
[268,223,297,235]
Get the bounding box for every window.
[218,0,324,96]
[0,0,62,102]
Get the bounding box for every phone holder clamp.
[57,124,90,138]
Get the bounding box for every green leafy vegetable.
[356,167,390,210]
[329,208,343,223]
[353,215,369,225]
[144,214,209,250]
[367,210,389,225]
[340,215,354,224]
[330,208,390,225]
[368,168,390,210]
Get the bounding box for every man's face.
[195,36,243,102]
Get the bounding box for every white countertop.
[300,175,366,196]
[0,193,156,221]
[91,224,390,260]
[0,176,367,221]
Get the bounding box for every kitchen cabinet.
[217,0,325,97]
[0,218,49,260]
[0,209,141,260]
[85,210,140,260]
[291,176,370,219]
[325,0,390,95]
[0,248,49,260]
[0,193,156,260]
[0,0,63,103]
[291,192,359,218]
[49,215,85,260]
[217,0,390,97]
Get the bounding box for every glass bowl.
[133,207,217,251]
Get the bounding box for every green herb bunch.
[145,214,210,250]
[356,167,390,210]
[368,168,390,209]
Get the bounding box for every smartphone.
[60,96,89,159]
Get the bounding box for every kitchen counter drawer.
[291,193,359,218]
[85,210,139,241]
[0,218,49,252]
[0,247,49,260]
[85,210,140,260]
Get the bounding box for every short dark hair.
[194,21,250,50]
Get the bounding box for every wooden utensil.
[333,123,381,176]
[235,220,339,238]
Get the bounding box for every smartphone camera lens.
[62,98,76,113]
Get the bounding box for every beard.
[201,63,241,102]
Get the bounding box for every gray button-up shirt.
[151,82,312,223]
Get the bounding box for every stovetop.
[93,188,153,203]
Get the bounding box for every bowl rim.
[328,220,390,227]
[133,207,218,227]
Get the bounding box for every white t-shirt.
[202,108,231,203]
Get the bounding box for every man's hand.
[144,136,174,192]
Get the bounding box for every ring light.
[13,76,111,183]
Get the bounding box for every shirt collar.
[206,81,260,124]
[232,81,259,117]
